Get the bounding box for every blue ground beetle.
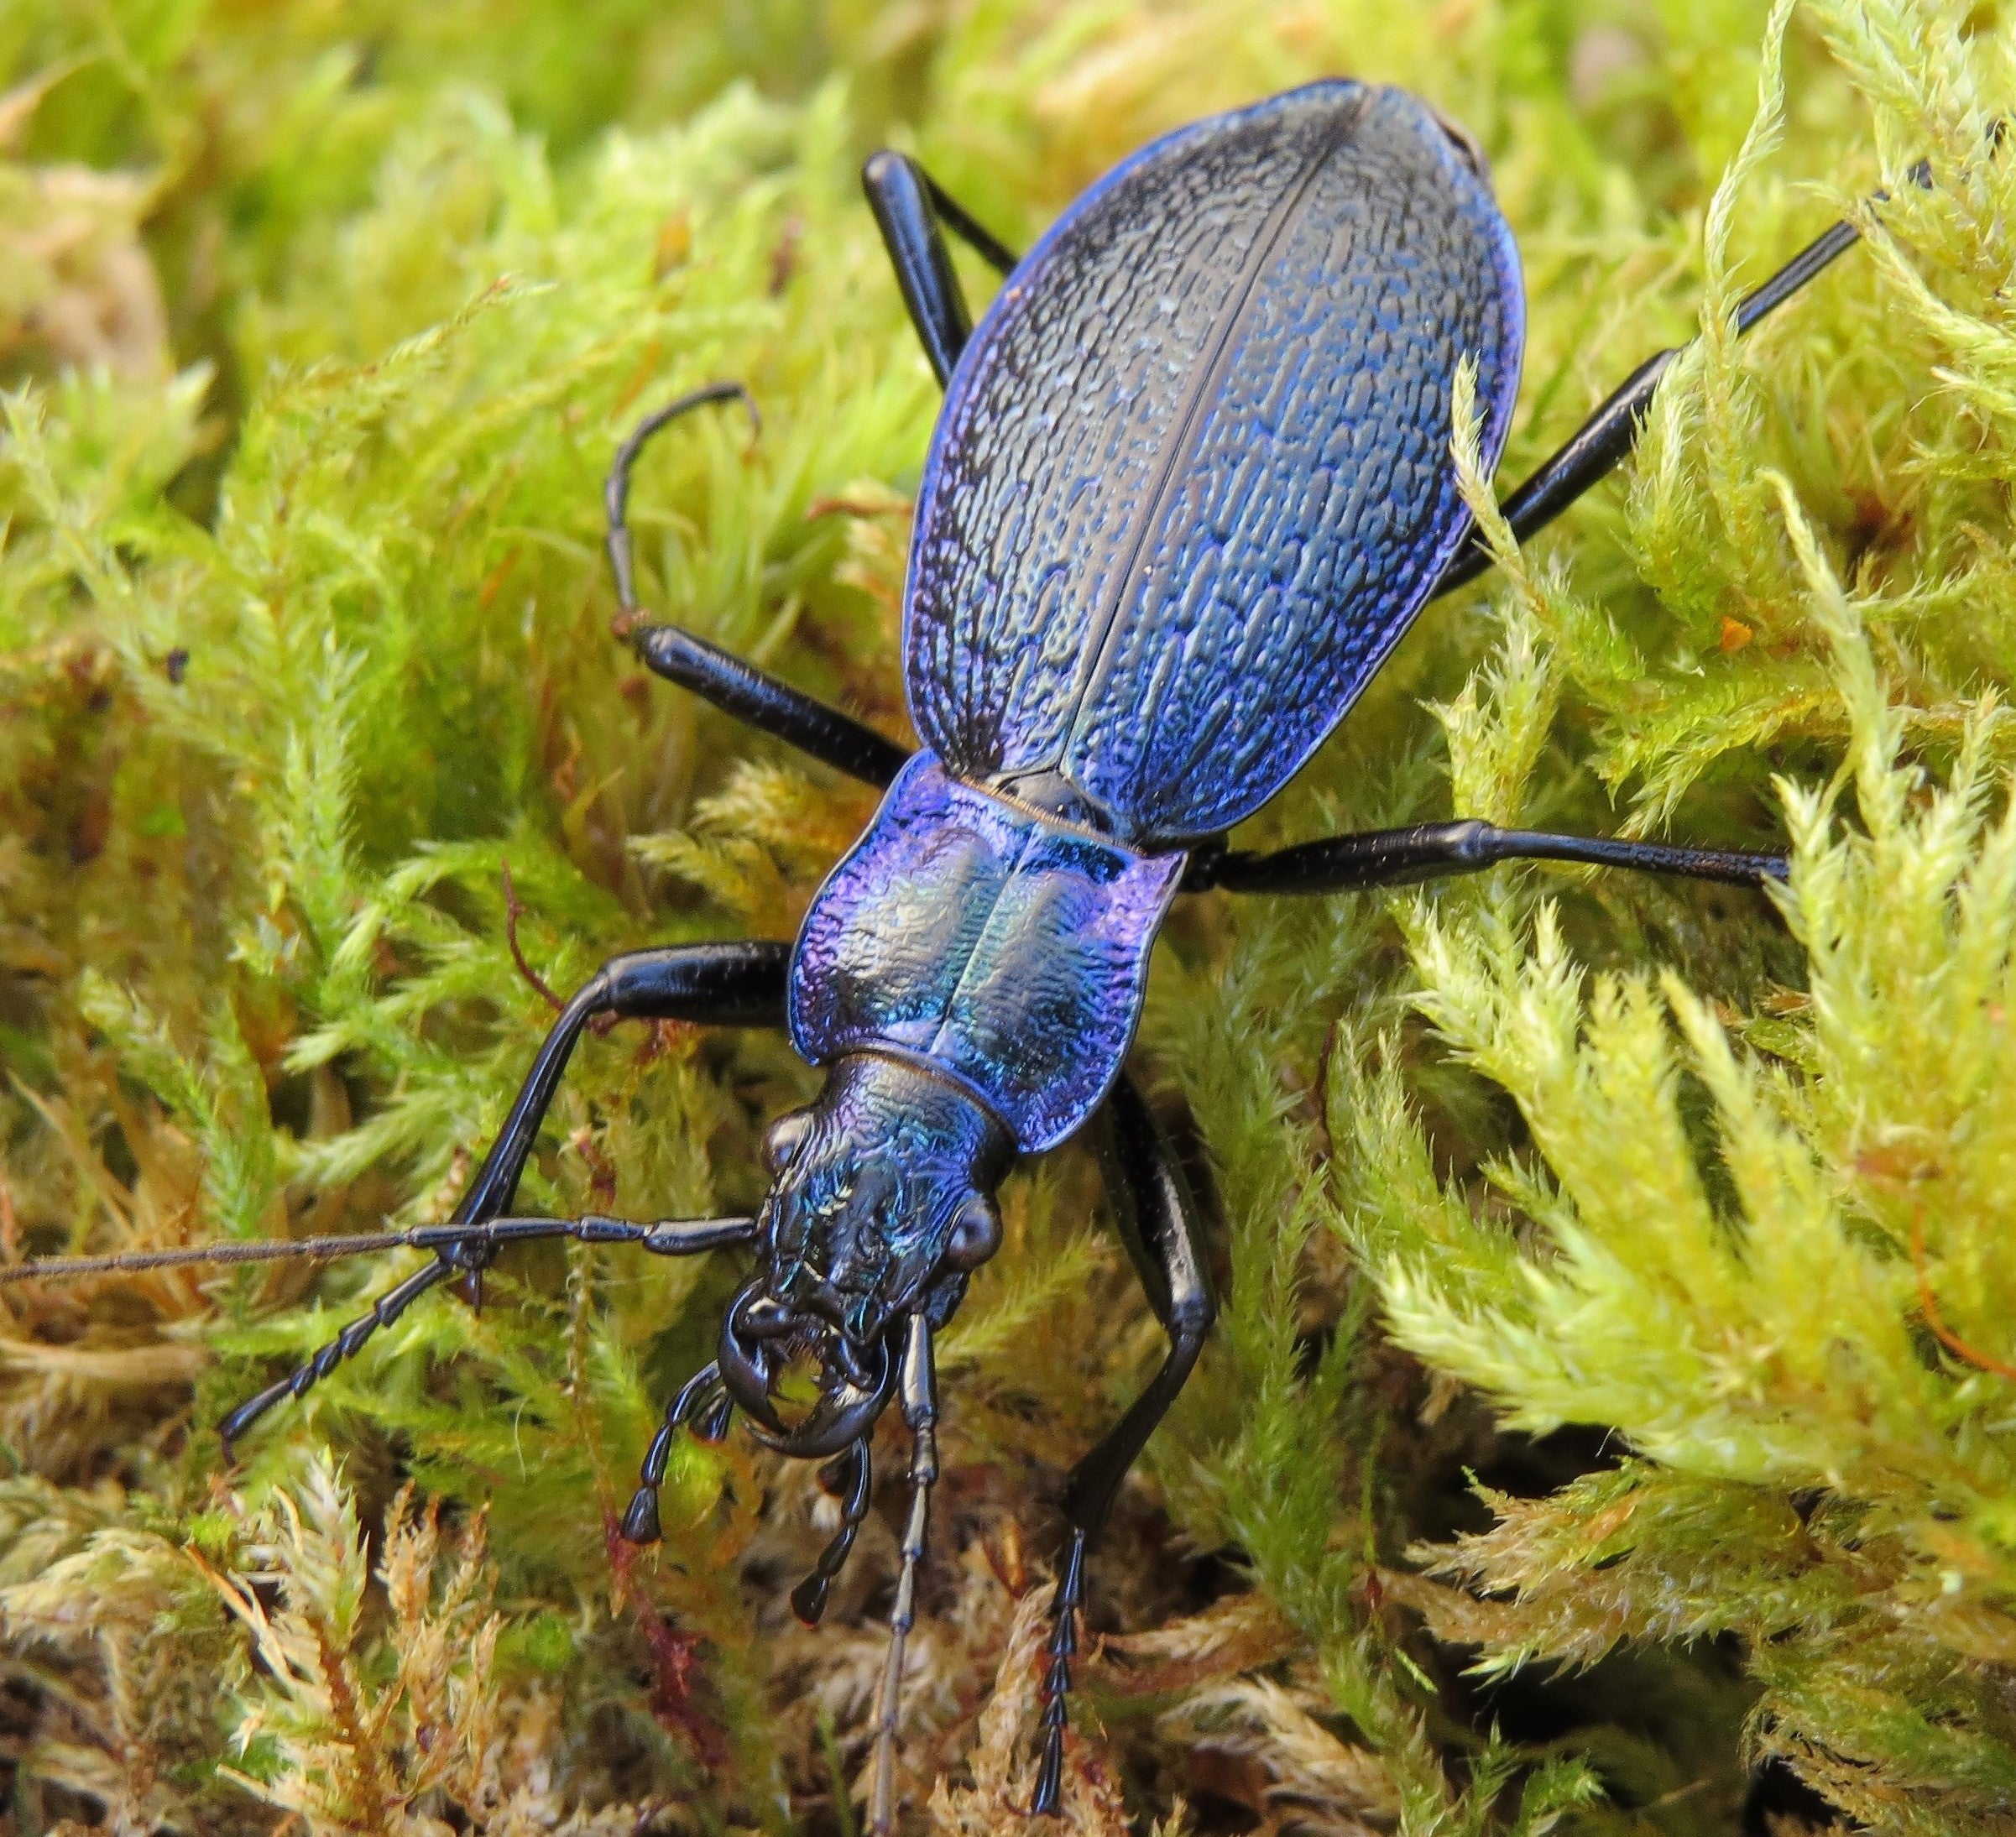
[12,80,1918,1829]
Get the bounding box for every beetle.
[11,79,1921,1829]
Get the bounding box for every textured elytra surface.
[789,755,1183,1150]
[906,81,1524,843]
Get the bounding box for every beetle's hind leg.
[1032,1075,1215,1818]
[1431,158,1951,600]
[606,386,910,789]
[861,151,1017,386]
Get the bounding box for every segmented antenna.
[604,380,760,618]
[0,1213,756,1286]
[870,1314,937,1837]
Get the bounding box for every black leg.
[1433,162,1934,599]
[861,151,1018,386]
[1186,818,1785,896]
[607,385,911,789]
[219,942,791,1449]
[220,1259,457,1454]
[220,1214,754,1455]
[1033,1074,1215,1817]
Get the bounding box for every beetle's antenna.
[0,1213,756,1286]
[870,1314,937,1837]
[604,380,760,622]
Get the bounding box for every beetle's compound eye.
[942,1193,1002,1271]
[764,1110,813,1176]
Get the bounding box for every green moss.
[3,0,2013,1832]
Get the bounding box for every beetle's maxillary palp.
[622,1361,729,1546]
[693,1391,734,1444]
[791,1438,873,1627]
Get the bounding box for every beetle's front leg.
[219,942,791,1449]
[1034,1072,1215,1817]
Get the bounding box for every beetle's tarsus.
[1432,136,1975,600]
[602,386,909,786]
[1031,1735,1064,1818]
[603,380,760,613]
[217,1256,458,1450]
[1029,1525,1086,1819]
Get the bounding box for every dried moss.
[3,1,2014,1833]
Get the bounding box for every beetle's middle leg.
[607,386,911,790]
[614,165,1016,783]
[1032,1072,1215,1817]
[219,942,790,1450]
[1185,818,1786,897]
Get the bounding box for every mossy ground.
[3,2,2014,1833]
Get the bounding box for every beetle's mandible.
[9,80,1947,1829]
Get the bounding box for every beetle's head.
[718,1053,1011,1457]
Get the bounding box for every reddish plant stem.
[1912,1205,2016,1382]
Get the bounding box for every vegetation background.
[2,0,2013,1831]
